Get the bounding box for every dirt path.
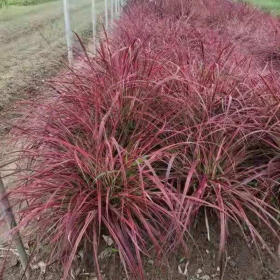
[0,0,104,112]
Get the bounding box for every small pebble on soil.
[229,259,236,267]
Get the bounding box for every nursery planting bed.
[2,0,280,280]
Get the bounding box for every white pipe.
[114,0,118,18]
[110,0,114,25]
[63,0,73,66]
[105,0,108,29]
[92,0,97,52]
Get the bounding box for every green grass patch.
[6,0,57,6]
[0,0,8,8]
[245,0,280,14]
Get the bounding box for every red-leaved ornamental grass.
[8,38,189,279]
[4,0,280,279]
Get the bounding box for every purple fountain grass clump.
[9,40,187,279]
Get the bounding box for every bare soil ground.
[0,0,104,115]
[1,218,280,280]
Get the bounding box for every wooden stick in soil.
[0,176,30,279]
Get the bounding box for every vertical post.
[120,0,122,14]
[110,0,114,25]
[105,0,108,29]
[117,0,120,15]
[92,0,97,52]
[114,0,118,18]
[0,176,30,279]
[63,0,73,66]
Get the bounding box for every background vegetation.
[245,0,280,13]
[4,0,56,6]
[0,0,7,8]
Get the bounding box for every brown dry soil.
[0,0,104,135]
[1,214,280,280]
